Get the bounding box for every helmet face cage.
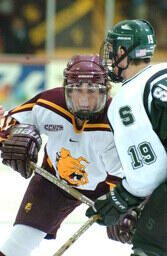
[100,41,114,69]
[100,39,127,82]
[64,55,108,121]
[65,83,107,121]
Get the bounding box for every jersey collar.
[122,65,152,86]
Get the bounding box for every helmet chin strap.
[108,55,129,83]
[108,69,124,82]
[108,42,140,82]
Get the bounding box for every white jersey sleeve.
[100,132,123,178]
[108,63,167,197]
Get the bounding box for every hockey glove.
[107,207,143,244]
[1,124,42,178]
[86,182,143,226]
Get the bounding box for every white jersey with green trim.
[107,63,167,197]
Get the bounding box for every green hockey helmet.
[100,19,156,82]
[107,19,156,60]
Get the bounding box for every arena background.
[0,1,166,255]
[0,0,166,110]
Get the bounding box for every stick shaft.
[29,161,94,207]
[53,215,99,256]
[29,162,98,256]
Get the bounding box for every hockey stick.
[29,161,94,206]
[29,162,100,255]
[53,214,99,256]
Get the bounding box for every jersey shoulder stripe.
[37,98,73,123]
[10,87,65,115]
[37,99,110,131]
[11,103,35,114]
[9,87,111,132]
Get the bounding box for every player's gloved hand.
[1,124,42,179]
[86,182,143,226]
[107,207,142,244]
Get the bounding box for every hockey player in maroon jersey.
[0,55,138,256]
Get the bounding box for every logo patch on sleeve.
[44,124,63,131]
[153,84,167,102]
[25,202,32,213]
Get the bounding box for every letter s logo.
[119,106,135,126]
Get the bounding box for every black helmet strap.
[112,41,140,68]
[108,41,140,82]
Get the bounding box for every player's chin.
[79,108,90,112]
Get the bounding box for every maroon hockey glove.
[107,208,140,244]
[107,200,147,244]
[1,124,42,178]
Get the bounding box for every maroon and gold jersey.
[0,87,122,190]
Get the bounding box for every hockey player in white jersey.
[86,20,167,256]
[0,54,138,256]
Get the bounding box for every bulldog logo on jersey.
[56,148,89,186]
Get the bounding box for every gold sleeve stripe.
[37,98,73,118]
[47,157,53,168]
[37,98,110,130]
[37,98,84,134]
[11,103,35,113]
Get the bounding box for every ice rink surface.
[0,160,132,256]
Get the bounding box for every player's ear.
[118,47,126,57]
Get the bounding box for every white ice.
[0,163,132,256]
